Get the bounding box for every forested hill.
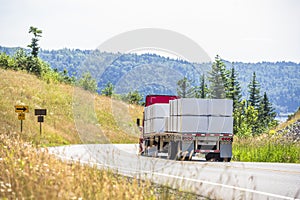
[0,46,299,114]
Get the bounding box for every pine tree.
[248,72,261,109]
[258,92,277,128]
[177,77,195,98]
[227,64,243,135]
[195,74,209,98]
[27,26,43,76]
[28,26,42,58]
[228,64,242,109]
[101,82,114,97]
[208,55,229,99]
[247,72,263,134]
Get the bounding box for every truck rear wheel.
[205,153,221,162]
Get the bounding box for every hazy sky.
[0,0,299,62]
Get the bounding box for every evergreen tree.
[28,26,42,57]
[248,72,261,109]
[177,77,195,98]
[195,74,209,98]
[101,82,114,97]
[228,64,242,109]
[208,55,229,99]
[258,92,277,128]
[27,26,43,76]
[227,64,243,135]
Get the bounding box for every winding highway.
[48,144,300,200]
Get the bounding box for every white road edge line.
[151,172,299,200]
[52,153,299,200]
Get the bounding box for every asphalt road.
[48,144,300,200]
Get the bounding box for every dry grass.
[94,96,143,143]
[0,131,155,199]
[0,69,79,146]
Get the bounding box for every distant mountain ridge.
[1,46,299,114]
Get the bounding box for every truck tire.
[205,153,221,162]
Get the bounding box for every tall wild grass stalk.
[233,136,300,163]
[0,131,156,199]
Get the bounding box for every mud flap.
[220,143,232,158]
[182,141,194,158]
[168,141,182,160]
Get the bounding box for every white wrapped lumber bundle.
[177,98,209,116]
[208,99,233,116]
[150,103,169,119]
[144,99,233,134]
[144,120,150,134]
[150,118,165,133]
[207,116,233,134]
[175,116,208,133]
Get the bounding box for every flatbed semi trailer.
[138,95,233,162]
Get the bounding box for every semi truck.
[138,95,233,162]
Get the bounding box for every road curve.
[48,144,300,200]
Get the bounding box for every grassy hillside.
[276,107,300,131]
[0,68,143,146]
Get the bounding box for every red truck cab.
[145,95,178,107]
